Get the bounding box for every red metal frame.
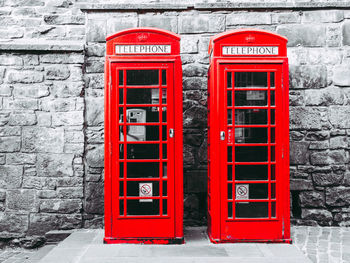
[104,28,183,244]
[207,29,291,243]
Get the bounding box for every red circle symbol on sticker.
[237,185,248,196]
[141,184,151,195]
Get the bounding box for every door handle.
[169,128,174,138]
[220,131,225,141]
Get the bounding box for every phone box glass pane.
[235,127,267,143]
[234,72,267,88]
[235,109,267,125]
[127,181,159,197]
[127,199,160,215]
[127,162,160,178]
[235,202,268,218]
[126,144,159,159]
[235,146,268,162]
[235,90,268,106]
[235,165,268,180]
[126,70,159,86]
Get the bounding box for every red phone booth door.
[220,63,285,241]
[111,62,175,239]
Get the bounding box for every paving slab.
[38,227,312,263]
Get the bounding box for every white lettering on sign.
[222,46,279,55]
[236,184,249,200]
[116,45,171,54]
[139,183,153,202]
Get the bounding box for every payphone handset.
[120,109,146,141]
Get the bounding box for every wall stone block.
[183,64,207,77]
[183,77,207,90]
[227,12,271,26]
[50,82,83,98]
[300,191,325,208]
[290,65,327,90]
[7,189,37,212]
[277,24,326,47]
[57,187,84,199]
[41,53,84,64]
[36,154,74,177]
[84,182,104,214]
[85,144,104,168]
[333,65,350,87]
[326,186,350,206]
[22,127,64,153]
[179,14,210,33]
[86,18,106,43]
[41,98,76,112]
[39,199,81,214]
[13,84,49,99]
[272,12,300,24]
[301,209,332,226]
[0,55,23,66]
[0,165,22,189]
[0,213,28,238]
[302,10,344,23]
[51,111,84,126]
[290,141,309,165]
[329,136,348,149]
[86,44,105,57]
[0,136,21,152]
[184,105,207,128]
[86,97,104,126]
[290,107,326,130]
[44,15,85,25]
[329,106,350,128]
[139,15,177,33]
[46,65,70,80]
[310,150,348,165]
[305,87,343,106]
[342,21,350,46]
[181,35,199,54]
[7,153,36,165]
[312,172,344,186]
[7,70,44,84]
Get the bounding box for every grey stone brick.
[329,106,350,129]
[300,191,325,208]
[0,28,24,39]
[22,127,64,153]
[326,186,350,206]
[179,14,209,33]
[272,12,300,24]
[330,136,348,149]
[36,154,74,177]
[41,98,76,112]
[0,213,28,238]
[13,84,49,98]
[290,141,309,165]
[85,144,104,168]
[0,165,23,189]
[290,107,325,130]
[85,58,104,73]
[181,35,199,54]
[86,18,106,43]
[51,111,84,126]
[85,182,104,214]
[305,87,344,106]
[39,199,81,213]
[303,10,344,23]
[57,187,83,199]
[40,53,84,64]
[22,54,39,66]
[50,82,83,98]
[327,25,341,47]
[7,70,44,84]
[7,189,37,212]
[227,12,271,26]
[8,112,37,126]
[86,97,104,126]
[312,172,344,187]
[333,65,350,87]
[3,98,38,110]
[86,74,104,89]
[65,130,84,143]
[0,136,20,152]
[301,209,332,226]
[0,84,12,97]
[44,15,85,25]
[310,150,349,165]
[7,153,36,165]
[0,190,5,202]
[86,44,105,57]
[0,127,20,136]
[139,15,177,33]
[0,55,23,66]
[46,65,70,80]
[289,65,327,90]
[86,127,104,144]
[290,179,313,191]
[36,111,51,126]
[183,64,207,77]
[277,24,326,47]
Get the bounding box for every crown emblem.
[245,34,255,43]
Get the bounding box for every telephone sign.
[207,29,291,243]
[104,28,183,244]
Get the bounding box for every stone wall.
[1,0,350,241]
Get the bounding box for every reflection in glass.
[235,165,268,180]
[235,109,267,125]
[126,88,158,105]
[235,72,267,88]
[127,162,160,178]
[163,199,168,215]
[235,127,267,143]
[126,70,159,86]
[228,183,232,200]
[242,183,268,199]
[227,109,232,125]
[119,107,164,123]
[228,202,233,218]
[163,181,167,196]
[127,199,160,215]
[126,144,159,159]
[235,90,267,106]
[235,202,268,218]
[271,109,275,124]
[227,72,232,88]
[227,90,232,106]
[235,146,268,162]
[163,163,167,178]
[271,202,276,218]
[271,164,276,180]
[271,90,275,106]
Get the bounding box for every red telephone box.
[104,28,183,244]
[207,29,291,243]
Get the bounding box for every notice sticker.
[236,184,249,200]
[139,183,153,202]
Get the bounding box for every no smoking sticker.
[139,183,153,203]
[236,184,249,200]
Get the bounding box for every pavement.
[1,226,349,263]
[36,227,311,263]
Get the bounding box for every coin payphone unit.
[207,29,291,243]
[104,28,183,244]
